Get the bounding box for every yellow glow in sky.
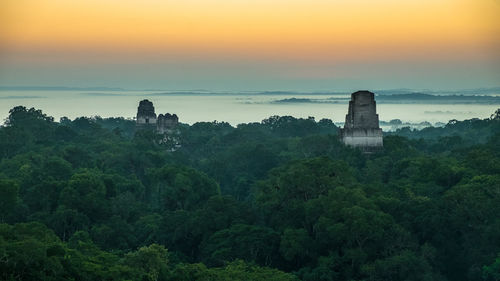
[2,0,499,60]
[1,0,499,90]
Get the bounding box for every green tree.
[123,244,169,281]
[146,165,219,211]
[483,254,500,281]
[0,180,19,223]
[201,224,280,267]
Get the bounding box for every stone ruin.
[157,113,179,134]
[340,91,383,152]
[136,100,180,149]
[136,99,157,128]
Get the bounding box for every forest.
[0,106,499,281]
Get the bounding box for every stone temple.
[340,91,383,151]
[136,100,157,129]
[136,99,179,134]
[157,113,179,134]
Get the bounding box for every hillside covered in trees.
[1,106,499,281]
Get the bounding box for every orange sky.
[1,0,499,89]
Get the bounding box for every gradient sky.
[1,0,499,91]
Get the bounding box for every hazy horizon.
[1,85,500,93]
[1,90,498,128]
[2,0,499,91]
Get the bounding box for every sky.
[1,0,499,91]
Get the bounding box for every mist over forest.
[1,105,499,281]
[1,88,499,128]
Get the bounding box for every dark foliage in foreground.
[1,106,499,280]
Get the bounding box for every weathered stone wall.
[341,128,383,148]
[136,99,157,127]
[344,91,380,129]
[341,91,383,151]
[137,116,157,125]
[157,113,179,134]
